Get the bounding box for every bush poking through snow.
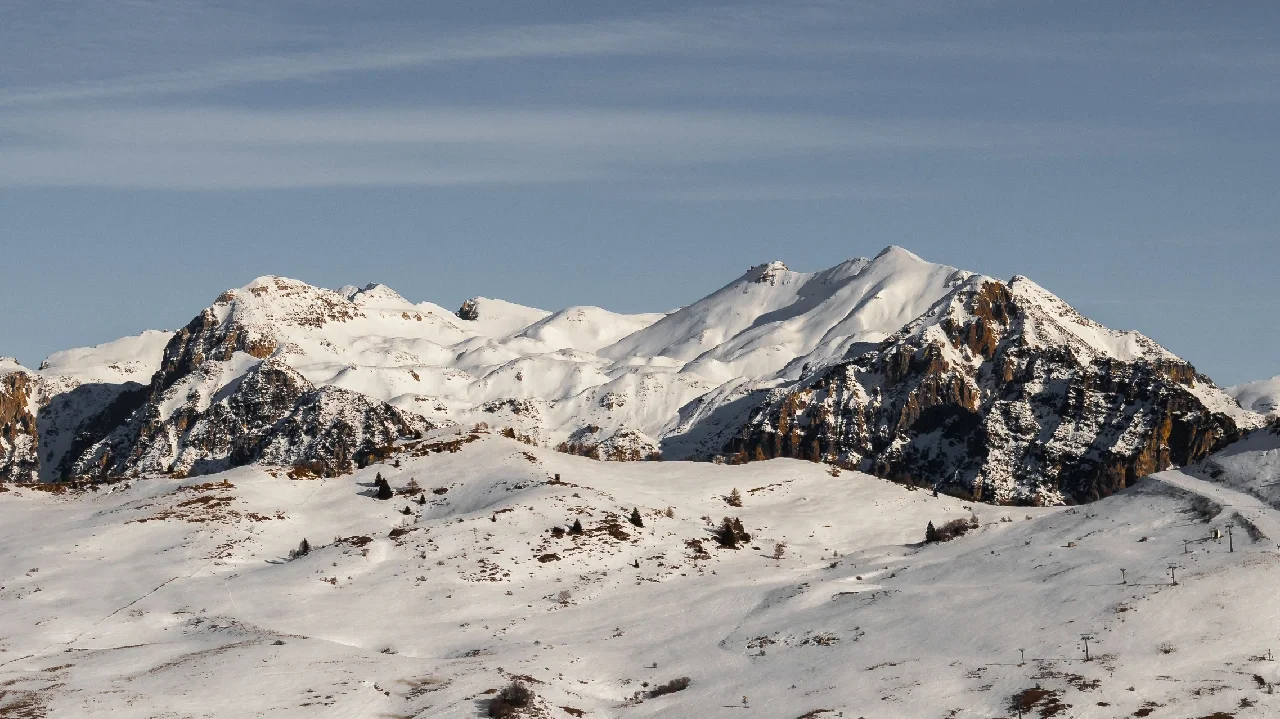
[771,541,787,560]
[489,680,534,717]
[726,488,743,507]
[925,518,970,543]
[629,507,644,527]
[569,519,583,535]
[646,676,691,698]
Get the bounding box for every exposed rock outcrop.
[0,362,40,482]
[596,429,662,461]
[57,279,429,480]
[67,358,429,479]
[457,298,480,321]
[728,276,1262,505]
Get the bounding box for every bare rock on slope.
[0,360,40,482]
[729,276,1263,505]
[67,357,430,480]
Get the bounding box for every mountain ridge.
[0,247,1267,505]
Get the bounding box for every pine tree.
[715,517,739,548]
[374,474,393,500]
[629,507,644,527]
[726,488,742,507]
[569,518,583,535]
[925,521,938,543]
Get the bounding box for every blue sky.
[1,1,1277,384]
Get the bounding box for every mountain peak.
[873,245,925,262]
[750,261,790,284]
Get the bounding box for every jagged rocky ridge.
[727,275,1260,505]
[61,330,431,480]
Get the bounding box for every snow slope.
[37,330,173,385]
[2,432,1277,718]
[1229,376,1280,416]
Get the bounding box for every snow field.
[3,432,1279,717]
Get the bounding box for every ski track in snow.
[1152,469,1280,547]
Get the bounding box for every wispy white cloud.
[0,18,721,107]
[2,1,1253,109]
[655,183,933,202]
[0,105,1166,189]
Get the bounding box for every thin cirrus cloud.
[0,7,813,109]
[0,2,1246,110]
[0,106,1165,190]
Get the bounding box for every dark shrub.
[647,676,691,698]
[714,517,750,548]
[926,518,970,543]
[288,538,310,560]
[629,507,644,527]
[488,698,516,718]
[497,680,533,708]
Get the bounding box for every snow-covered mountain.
[732,273,1263,505]
[0,247,1267,505]
[1229,375,1280,416]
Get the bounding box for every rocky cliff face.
[0,362,40,482]
[66,358,430,480]
[55,279,432,480]
[728,276,1261,505]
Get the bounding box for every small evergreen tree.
[629,507,644,527]
[726,488,742,507]
[569,518,583,535]
[925,521,938,543]
[374,473,393,500]
[715,517,739,548]
[288,538,311,560]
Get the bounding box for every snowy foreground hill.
[3,246,1280,717]
[4,429,1280,717]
